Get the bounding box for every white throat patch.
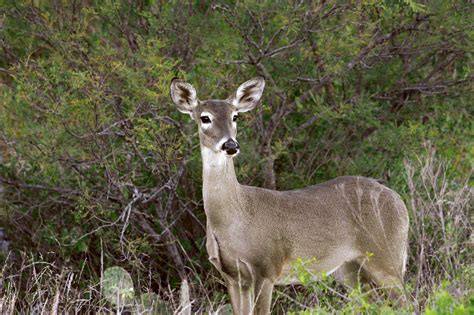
[201,146,228,170]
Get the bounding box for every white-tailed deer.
[170,77,409,314]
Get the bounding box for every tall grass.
[404,146,472,311]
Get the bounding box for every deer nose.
[222,139,240,155]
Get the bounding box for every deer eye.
[233,115,238,122]
[200,116,211,124]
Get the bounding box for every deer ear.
[230,76,265,112]
[170,78,198,114]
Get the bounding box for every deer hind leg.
[357,257,406,304]
[333,261,371,289]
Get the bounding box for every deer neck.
[201,146,241,226]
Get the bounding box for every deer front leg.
[226,278,253,315]
[226,277,274,315]
[253,277,274,315]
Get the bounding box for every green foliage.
[101,266,173,313]
[285,263,473,315]
[425,282,474,315]
[137,292,172,315]
[102,266,135,307]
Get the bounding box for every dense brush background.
[0,0,472,313]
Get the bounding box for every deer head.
[170,77,265,157]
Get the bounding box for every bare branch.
[262,38,306,59]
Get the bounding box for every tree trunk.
[260,145,276,190]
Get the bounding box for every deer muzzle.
[222,139,240,155]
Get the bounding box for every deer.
[170,76,409,314]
